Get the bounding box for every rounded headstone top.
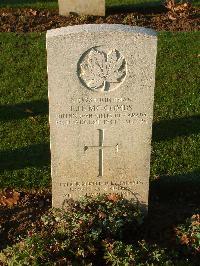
[46,24,157,39]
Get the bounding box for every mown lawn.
[0,0,199,9]
[0,32,199,189]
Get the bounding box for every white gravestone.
[58,0,105,17]
[46,24,157,210]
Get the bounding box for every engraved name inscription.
[56,97,148,126]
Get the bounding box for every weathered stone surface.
[47,24,157,210]
[58,0,105,16]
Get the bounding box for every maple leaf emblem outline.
[78,48,127,92]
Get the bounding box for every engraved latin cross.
[84,129,118,177]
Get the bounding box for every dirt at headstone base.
[0,7,199,33]
[0,190,51,251]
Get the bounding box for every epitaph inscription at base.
[47,24,157,210]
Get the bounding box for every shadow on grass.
[0,100,48,121]
[0,0,56,6]
[0,143,50,171]
[148,170,200,224]
[107,1,166,14]
[0,0,166,13]
[150,170,200,201]
[144,170,200,243]
[153,115,200,142]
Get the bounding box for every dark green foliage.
[0,195,199,265]
[103,240,191,265]
[0,194,143,265]
[175,213,200,254]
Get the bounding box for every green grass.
[152,32,200,183]
[0,0,199,9]
[0,33,50,187]
[0,32,199,188]
[0,0,57,9]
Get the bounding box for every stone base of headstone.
[58,0,105,16]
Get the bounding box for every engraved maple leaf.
[80,49,126,92]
